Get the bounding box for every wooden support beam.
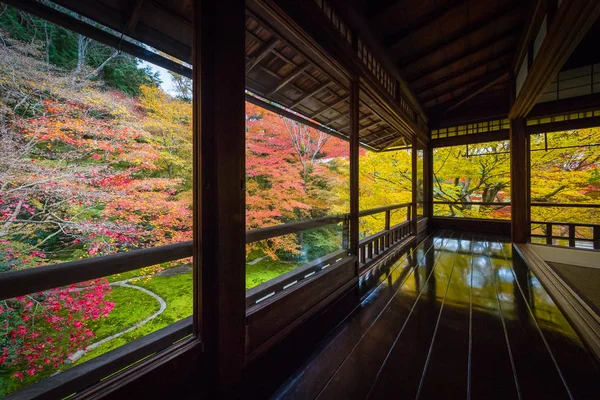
[267,64,310,96]
[383,0,466,46]
[125,0,145,35]
[414,53,511,93]
[425,145,434,219]
[408,28,519,81]
[310,96,349,119]
[509,118,529,243]
[420,68,507,104]
[431,129,510,148]
[245,38,278,74]
[509,0,600,119]
[290,84,330,108]
[194,0,246,395]
[444,72,509,113]
[411,135,418,235]
[350,78,360,274]
[397,3,524,67]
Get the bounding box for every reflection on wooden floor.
[273,231,600,400]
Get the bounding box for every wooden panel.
[431,129,510,148]
[246,259,356,356]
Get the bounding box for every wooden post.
[568,225,576,247]
[594,226,600,250]
[411,134,418,236]
[193,0,246,395]
[424,144,434,220]
[546,223,553,245]
[350,77,360,274]
[510,118,529,243]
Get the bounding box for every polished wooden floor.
[272,231,600,400]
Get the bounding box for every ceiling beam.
[125,0,144,35]
[414,53,511,93]
[444,72,509,113]
[396,3,524,68]
[419,64,509,103]
[365,0,402,20]
[407,28,519,82]
[510,0,600,119]
[383,0,467,46]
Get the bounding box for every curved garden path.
[68,278,167,363]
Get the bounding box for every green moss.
[246,257,299,289]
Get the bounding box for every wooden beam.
[408,28,519,82]
[510,118,529,243]
[444,72,509,113]
[267,64,310,96]
[194,0,246,395]
[397,3,524,67]
[512,0,546,77]
[424,145,434,219]
[526,115,600,135]
[245,38,279,74]
[411,134,418,235]
[125,0,145,35]
[420,67,507,104]
[528,92,600,118]
[290,84,330,108]
[350,78,360,275]
[310,96,349,119]
[382,0,467,46]
[509,0,600,119]
[414,53,511,93]
[431,129,510,148]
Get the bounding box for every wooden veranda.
[2,0,600,399]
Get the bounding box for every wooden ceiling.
[17,0,415,151]
[352,0,532,121]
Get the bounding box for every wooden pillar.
[424,143,434,220]
[411,134,418,236]
[510,118,529,243]
[349,78,360,274]
[193,0,246,395]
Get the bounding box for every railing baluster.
[546,223,552,245]
[568,225,576,247]
[595,226,600,250]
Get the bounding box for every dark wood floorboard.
[273,231,600,400]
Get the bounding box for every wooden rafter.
[444,72,509,113]
[310,96,349,119]
[290,84,331,108]
[408,28,519,81]
[414,53,511,93]
[267,64,310,96]
[125,0,145,35]
[245,37,278,73]
[397,4,523,67]
[383,0,466,46]
[419,65,508,103]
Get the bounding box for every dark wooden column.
[510,118,529,243]
[349,78,360,273]
[424,143,434,220]
[193,0,246,394]
[411,134,418,235]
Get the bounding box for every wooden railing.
[531,203,600,249]
[357,203,414,268]
[0,204,418,302]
